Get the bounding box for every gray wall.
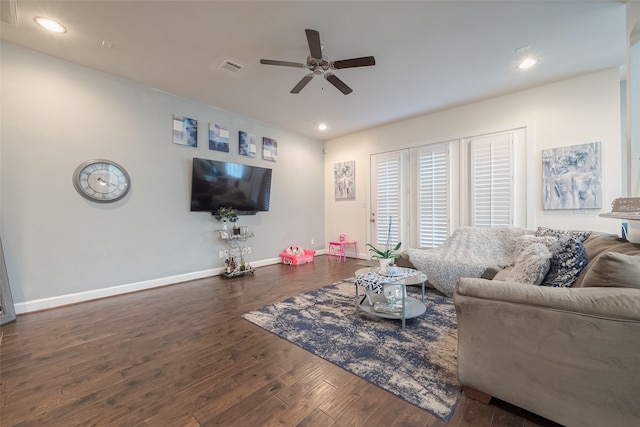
[0,42,325,311]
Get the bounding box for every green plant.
[366,216,402,259]
[214,206,238,222]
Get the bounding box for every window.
[370,128,524,250]
[469,133,514,227]
[416,144,449,247]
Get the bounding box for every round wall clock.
[72,159,131,203]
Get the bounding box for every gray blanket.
[407,227,532,296]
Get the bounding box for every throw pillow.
[506,242,552,284]
[511,235,557,264]
[581,252,640,288]
[535,226,592,243]
[541,236,588,287]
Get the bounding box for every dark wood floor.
[0,256,561,426]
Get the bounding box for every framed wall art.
[542,141,602,210]
[239,131,257,158]
[334,160,355,200]
[209,124,229,152]
[172,115,197,147]
[262,137,278,162]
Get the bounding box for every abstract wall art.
[334,160,355,200]
[239,131,257,158]
[542,142,602,210]
[173,115,197,147]
[209,124,229,152]
[262,137,278,161]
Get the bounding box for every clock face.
[73,160,131,203]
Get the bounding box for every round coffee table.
[354,266,427,330]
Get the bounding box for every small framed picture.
[262,137,278,162]
[239,131,257,158]
[209,124,230,152]
[173,115,197,147]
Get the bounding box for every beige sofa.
[454,233,640,427]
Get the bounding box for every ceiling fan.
[260,29,376,95]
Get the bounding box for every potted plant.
[214,206,238,232]
[366,217,402,274]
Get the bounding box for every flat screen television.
[190,158,272,214]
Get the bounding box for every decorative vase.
[379,258,394,274]
[222,220,228,232]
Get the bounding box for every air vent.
[217,60,244,75]
[0,0,18,26]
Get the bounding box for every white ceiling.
[0,0,628,140]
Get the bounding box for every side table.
[328,240,357,262]
[354,267,427,330]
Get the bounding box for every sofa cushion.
[574,235,640,287]
[541,236,588,287]
[581,252,640,288]
[481,266,503,280]
[506,242,552,284]
[535,226,591,243]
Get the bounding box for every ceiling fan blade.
[290,74,314,94]
[260,59,306,68]
[325,74,353,95]
[332,56,376,69]
[305,29,323,59]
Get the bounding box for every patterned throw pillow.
[507,242,552,284]
[535,226,591,243]
[541,236,588,287]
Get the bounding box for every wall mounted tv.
[190,157,272,214]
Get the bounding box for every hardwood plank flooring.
[0,257,561,426]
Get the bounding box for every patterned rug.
[242,278,461,421]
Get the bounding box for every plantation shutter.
[470,133,513,227]
[372,153,401,248]
[417,145,449,247]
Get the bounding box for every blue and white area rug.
[242,279,461,421]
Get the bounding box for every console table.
[216,230,255,278]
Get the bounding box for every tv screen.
[190,158,272,213]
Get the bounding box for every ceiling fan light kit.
[260,29,376,95]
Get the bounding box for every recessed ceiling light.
[318,123,328,131]
[34,17,66,33]
[518,58,537,70]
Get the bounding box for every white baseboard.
[15,257,283,314]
